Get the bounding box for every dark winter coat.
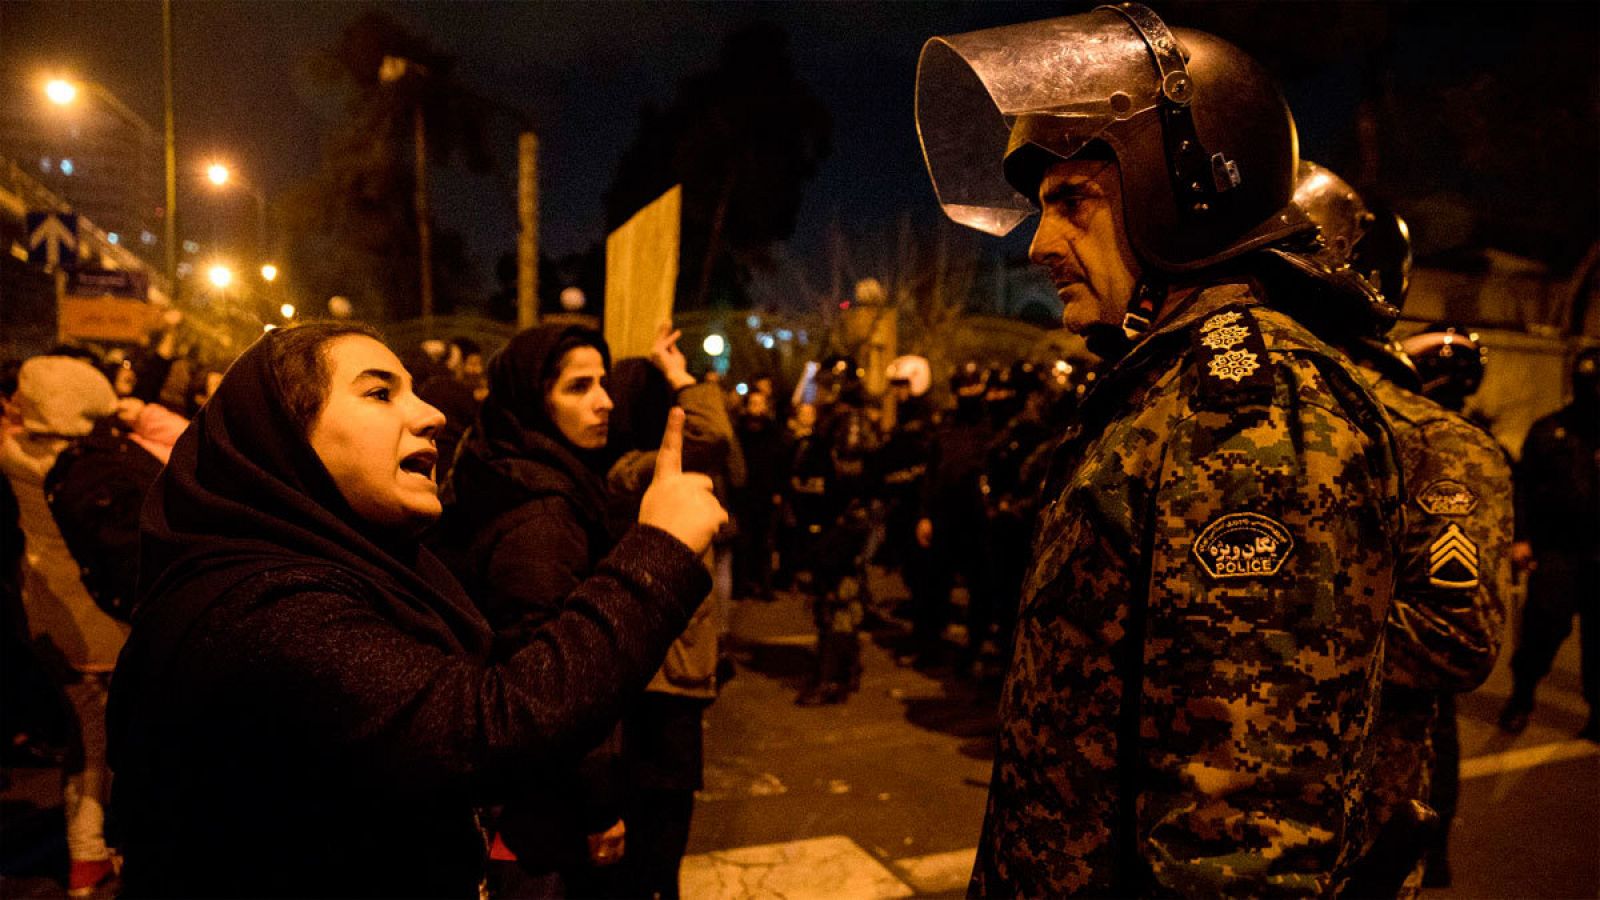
[435,324,628,868]
[107,329,708,899]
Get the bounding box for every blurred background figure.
[0,356,125,897]
[1497,347,1600,743]
[604,322,735,900]
[905,361,992,675]
[788,355,877,706]
[732,384,785,602]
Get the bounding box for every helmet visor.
[915,9,1163,236]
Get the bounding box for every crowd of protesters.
[1,311,1594,898]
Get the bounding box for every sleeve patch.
[1428,523,1480,589]
[1416,479,1478,517]
[1193,512,1294,579]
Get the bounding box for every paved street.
[2,573,1595,898]
[684,573,1599,899]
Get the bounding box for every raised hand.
[649,321,695,390]
[639,407,727,553]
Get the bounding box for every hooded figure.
[438,324,617,637]
[436,324,632,893]
[108,324,711,898]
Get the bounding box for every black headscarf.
[128,328,492,660]
[441,324,614,543]
[606,357,674,455]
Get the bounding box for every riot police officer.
[1272,163,1513,894]
[979,360,1056,677]
[917,6,1403,893]
[877,355,936,576]
[789,355,878,706]
[1498,347,1600,741]
[908,362,995,671]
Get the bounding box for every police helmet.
[1264,161,1401,336]
[992,359,1042,398]
[1398,324,1485,409]
[815,354,864,405]
[917,3,1311,273]
[950,360,987,394]
[1352,208,1412,312]
[886,355,932,398]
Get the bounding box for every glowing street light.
[203,161,268,257]
[260,263,279,282]
[207,263,234,289]
[702,334,727,357]
[279,303,296,319]
[44,79,79,106]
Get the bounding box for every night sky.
[3,1,1596,302]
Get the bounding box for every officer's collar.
[1110,280,1260,365]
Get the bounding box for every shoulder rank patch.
[1429,524,1480,589]
[1193,512,1294,579]
[1192,306,1274,409]
[1416,479,1478,517]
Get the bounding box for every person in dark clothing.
[1499,347,1600,741]
[604,325,733,900]
[790,356,878,705]
[876,356,935,577]
[908,362,994,671]
[732,388,786,601]
[435,323,625,896]
[1,474,75,772]
[107,322,726,899]
[979,361,1056,677]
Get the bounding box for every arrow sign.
[27,212,79,269]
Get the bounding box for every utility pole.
[517,132,538,329]
[413,105,434,324]
[381,56,435,325]
[162,0,177,297]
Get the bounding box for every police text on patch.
[1192,512,1295,579]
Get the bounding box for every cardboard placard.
[604,186,681,360]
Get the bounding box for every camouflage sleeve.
[1384,420,1512,692]
[1140,362,1397,896]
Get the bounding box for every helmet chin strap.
[1120,275,1167,341]
[1084,276,1167,362]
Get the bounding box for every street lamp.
[41,73,175,293]
[202,160,269,259]
[260,263,279,283]
[279,303,296,320]
[44,79,78,105]
[207,263,234,289]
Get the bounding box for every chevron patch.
[1429,523,1480,589]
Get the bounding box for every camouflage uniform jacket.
[1364,370,1511,827]
[971,282,1403,898]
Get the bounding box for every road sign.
[58,297,160,343]
[69,267,150,301]
[26,211,79,269]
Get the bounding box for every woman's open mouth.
[399,449,438,479]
